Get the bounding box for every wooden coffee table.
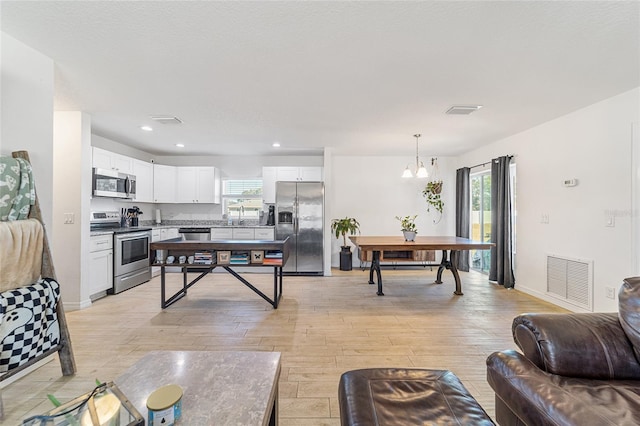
[114,351,281,425]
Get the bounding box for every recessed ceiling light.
[140,126,153,131]
[175,143,185,148]
[272,142,281,148]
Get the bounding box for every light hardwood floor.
[3,267,567,425]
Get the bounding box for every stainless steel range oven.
[112,230,152,294]
[91,210,152,295]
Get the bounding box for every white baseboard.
[64,298,93,311]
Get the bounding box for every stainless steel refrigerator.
[275,181,324,274]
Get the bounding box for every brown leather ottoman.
[339,368,494,425]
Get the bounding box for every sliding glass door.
[471,171,491,273]
[470,163,517,274]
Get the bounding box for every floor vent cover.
[546,255,593,311]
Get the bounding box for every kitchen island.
[150,237,290,309]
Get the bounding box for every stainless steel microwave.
[92,168,136,199]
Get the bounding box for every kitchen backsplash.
[139,219,262,227]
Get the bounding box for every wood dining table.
[349,236,494,296]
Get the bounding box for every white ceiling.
[2,1,638,157]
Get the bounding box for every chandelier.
[402,134,428,178]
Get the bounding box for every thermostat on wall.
[563,179,578,187]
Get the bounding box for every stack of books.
[230,252,249,265]
[263,250,283,266]
[193,251,213,265]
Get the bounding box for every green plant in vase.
[422,180,444,215]
[395,215,417,241]
[331,217,360,271]
[331,217,360,247]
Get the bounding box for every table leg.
[182,266,188,295]
[160,266,166,308]
[269,383,279,426]
[368,250,384,296]
[273,267,278,309]
[436,250,447,284]
[434,250,464,295]
[450,250,463,295]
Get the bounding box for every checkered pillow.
[0,277,61,373]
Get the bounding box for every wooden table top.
[349,236,494,251]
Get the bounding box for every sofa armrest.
[486,350,640,426]
[513,312,640,379]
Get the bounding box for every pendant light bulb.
[402,165,413,178]
[416,162,429,178]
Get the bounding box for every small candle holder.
[22,382,143,426]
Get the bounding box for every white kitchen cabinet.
[276,166,322,182]
[298,167,323,181]
[232,228,255,240]
[89,234,113,297]
[92,147,134,174]
[176,167,218,203]
[160,228,180,240]
[151,229,162,277]
[213,167,221,204]
[255,228,275,241]
[262,167,277,204]
[153,164,177,203]
[157,228,180,273]
[262,166,323,204]
[211,227,233,240]
[132,159,154,203]
[275,167,300,181]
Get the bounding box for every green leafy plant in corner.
[331,217,360,247]
[395,215,417,232]
[422,181,444,214]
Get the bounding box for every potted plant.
[395,215,417,241]
[422,180,444,215]
[331,217,360,271]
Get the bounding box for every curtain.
[455,167,470,271]
[489,156,515,288]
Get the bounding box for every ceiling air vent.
[445,105,483,115]
[150,115,183,124]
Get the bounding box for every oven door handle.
[116,232,150,240]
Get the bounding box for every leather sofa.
[486,276,640,426]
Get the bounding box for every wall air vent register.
[546,254,593,311]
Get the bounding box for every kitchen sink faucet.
[238,205,245,225]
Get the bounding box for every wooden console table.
[150,237,290,309]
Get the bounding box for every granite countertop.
[115,351,281,426]
[90,230,115,237]
[91,223,274,236]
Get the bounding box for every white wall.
[53,112,93,310]
[0,32,54,229]
[633,123,640,276]
[458,88,640,312]
[328,155,456,267]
